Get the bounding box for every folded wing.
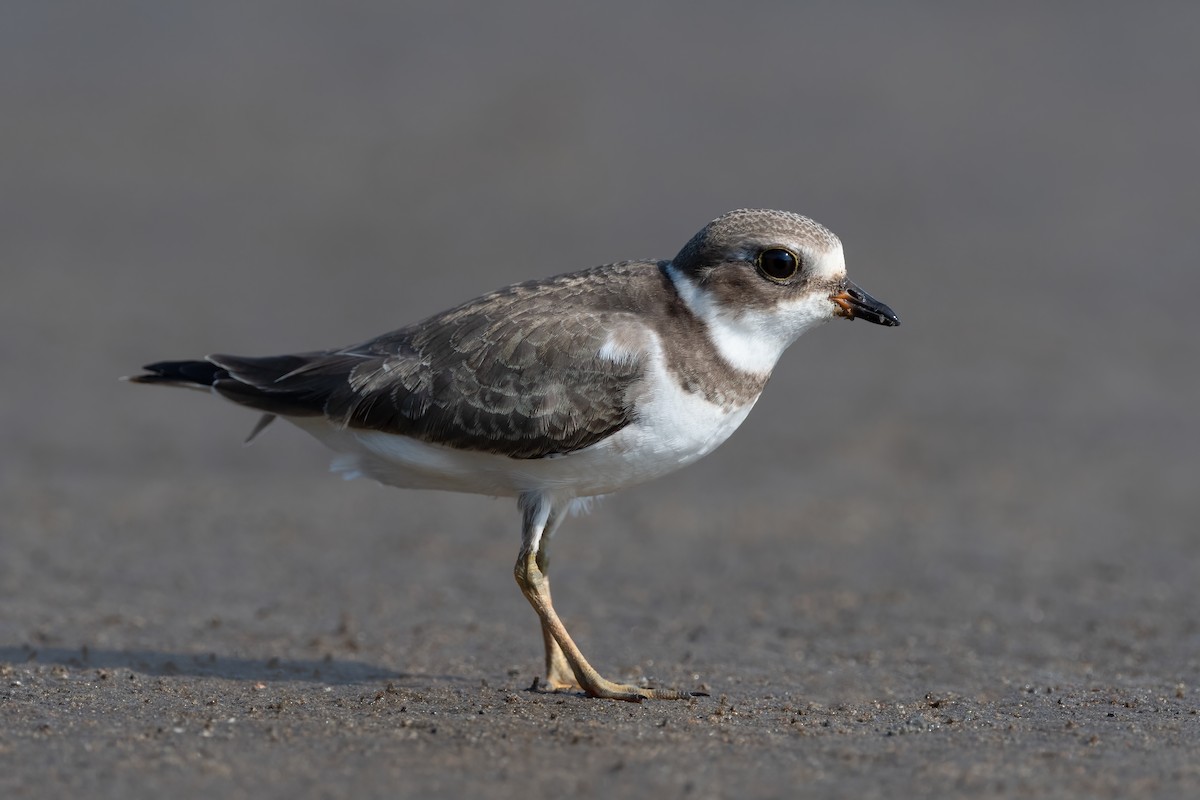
[134,270,654,460]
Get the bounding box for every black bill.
[830,280,900,327]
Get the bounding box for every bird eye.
[756,248,799,282]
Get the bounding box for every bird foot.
[529,674,707,702]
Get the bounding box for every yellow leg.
[513,493,695,702]
[538,579,582,691]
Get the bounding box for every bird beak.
[830,281,900,327]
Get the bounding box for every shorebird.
[130,208,899,701]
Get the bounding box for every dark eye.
[756,248,799,282]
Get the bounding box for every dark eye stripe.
[757,248,799,282]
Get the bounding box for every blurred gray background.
[3,2,1198,798]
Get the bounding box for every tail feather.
[128,359,224,387]
[129,354,333,419]
[129,358,282,442]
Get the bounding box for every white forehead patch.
[811,241,847,282]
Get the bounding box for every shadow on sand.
[0,644,467,686]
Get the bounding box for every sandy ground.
[2,3,1198,798]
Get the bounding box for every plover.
[130,208,899,701]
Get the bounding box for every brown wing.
[205,264,659,459]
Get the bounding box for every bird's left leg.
[533,554,585,692]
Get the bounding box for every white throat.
[665,263,838,375]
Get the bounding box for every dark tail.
[127,357,293,443]
[128,353,334,419]
[128,359,225,387]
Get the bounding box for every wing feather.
[208,263,662,459]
